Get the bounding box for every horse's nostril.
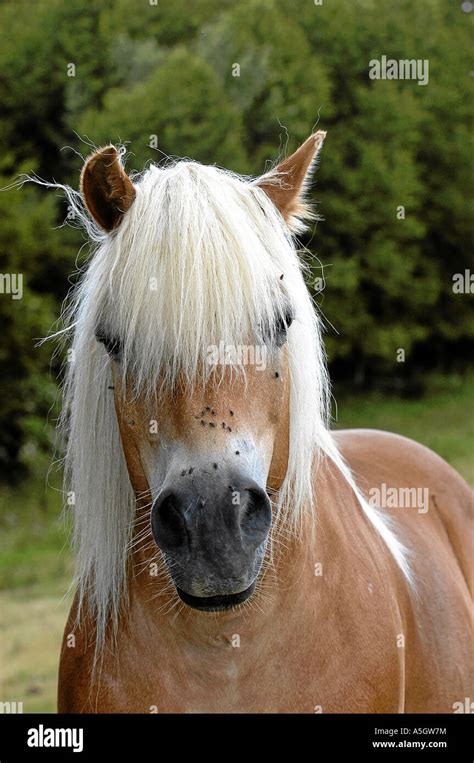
[151,492,186,551]
[240,487,272,547]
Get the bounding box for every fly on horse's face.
[80,133,325,612]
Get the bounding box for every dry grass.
[0,586,72,713]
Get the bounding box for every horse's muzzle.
[150,469,271,607]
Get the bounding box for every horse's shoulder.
[332,428,473,594]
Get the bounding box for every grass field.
[0,476,73,712]
[0,377,472,712]
[332,376,474,485]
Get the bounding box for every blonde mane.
[54,158,411,645]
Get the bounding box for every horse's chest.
[111,625,401,712]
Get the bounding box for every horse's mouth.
[176,581,256,612]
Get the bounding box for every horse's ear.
[256,131,326,231]
[80,146,136,231]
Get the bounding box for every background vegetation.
[0,0,472,711]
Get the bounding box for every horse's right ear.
[80,146,136,232]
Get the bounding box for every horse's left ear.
[256,131,326,232]
[80,146,136,232]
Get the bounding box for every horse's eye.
[273,308,294,346]
[95,330,122,359]
[267,307,294,347]
[275,309,294,334]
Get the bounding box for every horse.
[54,132,473,713]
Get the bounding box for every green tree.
[0,164,72,482]
[197,0,331,168]
[78,47,247,171]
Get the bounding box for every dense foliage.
[0,0,472,481]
